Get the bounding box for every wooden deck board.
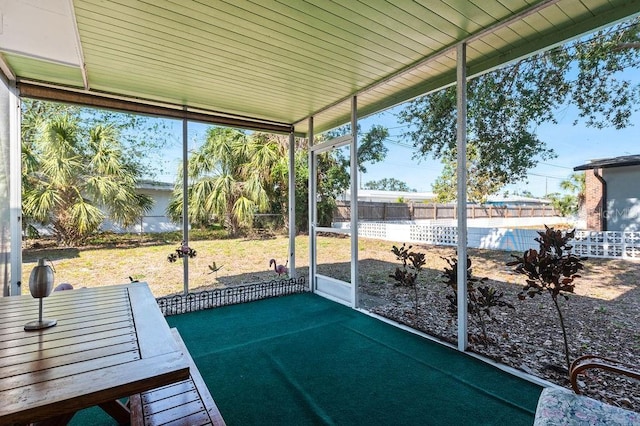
[141,380,197,402]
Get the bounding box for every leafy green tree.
[315,150,351,226]
[326,124,390,173]
[560,173,585,193]
[364,178,415,192]
[431,144,508,203]
[357,125,389,173]
[245,132,357,231]
[22,115,152,245]
[287,144,350,230]
[291,148,314,232]
[260,125,390,230]
[398,17,640,201]
[250,132,293,229]
[243,132,317,232]
[311,124,390,226]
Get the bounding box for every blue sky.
[148,71,639,199]
[357,69,640,197]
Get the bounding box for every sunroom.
[1,1,639,424]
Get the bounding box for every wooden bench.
[129,329,226,426]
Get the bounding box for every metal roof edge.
[574,154,640,171]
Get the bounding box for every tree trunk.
[552,296,571,373]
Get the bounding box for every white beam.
[0,55,16,82]
[456,43,468,351]
[9,83,21,296]
[66,0,89,89]
[288,130,296,278]
[309,135,352,154]
[182,113,189,295]
[350,96,359,308]
[307,117,315,292]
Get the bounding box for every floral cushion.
[534,387,640,425]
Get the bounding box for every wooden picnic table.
[0,283,190,425]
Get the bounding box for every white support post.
[288,130,296,278]
[456,43,468,351]
[9,83,21,296]
[182,113,189,295]
[307,117,315,292]
[350,96,359,308]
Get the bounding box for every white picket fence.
[350,222,640,260]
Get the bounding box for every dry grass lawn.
[21,234,639,302]
[21,235,395,297]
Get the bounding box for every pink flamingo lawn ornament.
[269,259,288,276]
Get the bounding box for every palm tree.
[22,115,152,245]
[169,126,385,234]
[168,128,274,235]
[250,132,294,227]
[547,172,585,217]
[559,172,586,208]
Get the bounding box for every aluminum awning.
[1,0,639,135]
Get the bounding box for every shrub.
[389,243,426,319]
[507,226,586,372]
[442,255,514,346]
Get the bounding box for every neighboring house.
[341,190,551,206]
[101,180,181,234]
[483,195,552,207]
[574,154,640,232]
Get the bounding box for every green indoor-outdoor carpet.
[70,292,541,425]
[166,292,542,425]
